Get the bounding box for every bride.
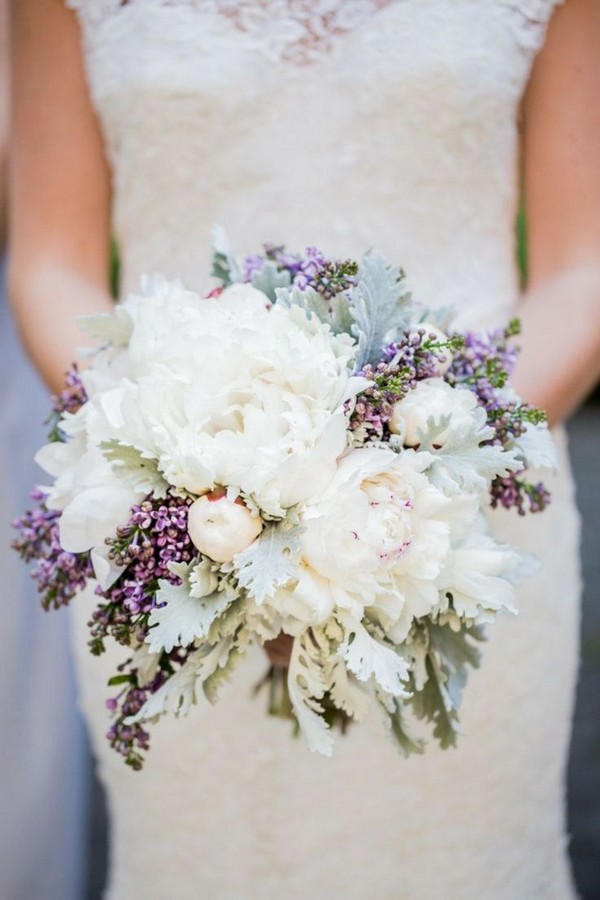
[9,1,600,897]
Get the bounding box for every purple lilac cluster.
[244,244,359,299]
[12,490,94,610]
[90,492,197,766]
[446,320,550,514]
[46,365,88,442]
[350,329,464,443]
[14,479,198,768]
[105,644,195,770]
[89,492,195,654]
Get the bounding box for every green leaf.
[202,643,246,705]
[147,563,236,653]
[100,440,169,498]
[410,623,485,748]
[251,261,292,301]
[287,631,334,756]
[377,692,425,757]
[210,225,241,287]
[107,673,135,687]
[349,250,412,368]
[329,292,356,336]
[274,284,328,320]
[338,615,411,697]
[417,412,522,494]
[233,522,302,604]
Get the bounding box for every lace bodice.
[67,0,564,328]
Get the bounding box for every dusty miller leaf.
[147,563,235,653]
[417,414,522,494]
[210,224,241,286]
[100,440,169,498]
[274,284,329,322]
[338,616,411,698]
[376,691,425,757]
[409,623,484,748]
[233,522,302,604]
[251,261,292,301]
[329,292,356,336]
[287,631,334,756]
[349,250,412,368]
[326,656,370,722]
[128,651,203,723]
[202,641,247,705]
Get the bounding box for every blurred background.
[1,2,598,897]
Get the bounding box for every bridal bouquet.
[14,237,555,769]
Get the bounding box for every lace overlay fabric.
[69,0,564,63]
[63,2,579,898]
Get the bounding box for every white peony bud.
[188,491,263,563]
[389,378,479,448]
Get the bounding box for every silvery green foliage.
[412,304,455,332]
[100,441,169,498]
[349,251,412,368]
[326,655,370,722]
[202,643,246,705]
[329,292,356,336]
[203,601,252,702]
[210,224,242,286]
[274,285,329,322]
[275,285,356,338]
[416,416,522,494]
[79,306,134,347]
[377,691,424,757]
[129,650,203,722]
[287,630,334,756]
[410,623,484,749]
[251,261,292,301]
[338,616,411,697]
[147,562,235,653]
[233,522,303,604]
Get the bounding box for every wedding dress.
[65,2,581,897]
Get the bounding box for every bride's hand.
[264,633,293,668]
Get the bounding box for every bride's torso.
[69,0,562,328]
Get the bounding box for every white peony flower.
[389,378,480,448]
[82,280,361,517]
[187,491,263,562]
[291,447,478,637]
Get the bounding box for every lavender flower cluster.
[89,492,194,654]
[13,429,197,766]
[244,243,359,298]
[446,321,550,514]
[46,365,88,442]
[12,490,94,610]
[349,330,466,443]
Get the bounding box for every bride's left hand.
[264,634,293,668]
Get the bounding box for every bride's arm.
[515,0,600,424]
[8,0,114,394]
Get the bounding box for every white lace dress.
[66,2,581,897]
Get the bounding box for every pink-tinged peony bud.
[187,491,263,562]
